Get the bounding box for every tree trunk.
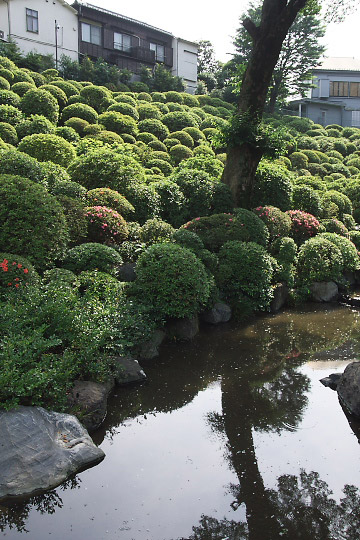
[222,0,308,207]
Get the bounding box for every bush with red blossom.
[253,205,291,242]
[85,206,128,245]
[0,253,39,293]
[286,210,320,244]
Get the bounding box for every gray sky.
[87,0,360,64]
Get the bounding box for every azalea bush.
[0,253,38,293]
[286,210,320,245]
[85,205,128,245]
[253,205,291,241]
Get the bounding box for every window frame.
[113,32,132,53]
[81,22,101,46]
[26,8,39,34]
[150,42,165,63]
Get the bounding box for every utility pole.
[55,20,59,69]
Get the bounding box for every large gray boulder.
[166,315,199,341]
[200,302,232,324]
[270,283,289,313]
[137,329,166,360]
[337,361,360,418]
[67,380,113,432]
[112,356,147,385]
[310,281,338,302]
[0,406,105,501]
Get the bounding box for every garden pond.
[1,302,360,539]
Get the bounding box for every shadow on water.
[1,303,360,538]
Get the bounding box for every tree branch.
[242,18,259,40]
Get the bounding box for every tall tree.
[197,40,221,76]
[234,2,325,112]
[221,0,354,208]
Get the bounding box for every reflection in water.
[188,471,360,540]
[1,304,360,538]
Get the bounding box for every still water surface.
[1,303,360,539]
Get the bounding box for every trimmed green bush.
[297,236,343,283]
[18,133,76,167]
[0,76,10,90]
[217,240,274,312]
[0,104,23,125]
[0,149,46,184]
[98,111,138,137]
[61,103,98,124]
[292,185,322,217]
[62,242,122,274]
[11,81,34,96]
[251,160,293,210]
[162,111,198,131]
[20,88,59,123]
[170,144,193,164]
[56,195,87,246]
[183,210,268,252]
[138,118,170,140]
[16,114,56,139]
[178,155,224,179]
[318,232,359,272]
[0,122,17,145]
[0,174,68,268]
[135,243,210,318]
[321,218,349,237]
[0,89,21,108]
[320,190,353,219]
[64,117,89,135]
[40,84,68,109]
[349,230,360,250]
[80,85,111,111]
[169,130,194,148]
[151,179,186,226]
[68,148,145,192]
[139,218,174,245]
[124,183,161,224]
[55,125,80,144]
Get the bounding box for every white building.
[0,0,79,63]
[172,37,198,94]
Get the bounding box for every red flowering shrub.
[253,206,291,241]
[286,210,320,244]
[85,206,128,245]
[0,253,39,292]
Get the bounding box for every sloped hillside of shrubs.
[1,55,360,411]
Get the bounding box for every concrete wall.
[172,37,198,94]
[0,0,78,62]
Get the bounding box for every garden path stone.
[0,406,104,501]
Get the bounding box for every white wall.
[172,37,198,94]
[0,0,78,62]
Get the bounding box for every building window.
[330,81,349,97]
[26,8,38,33]
[81,22,101,45]
[350,82,360,97]
[114,33,131,53]
[150,43,165,62]
[352,111,360,127]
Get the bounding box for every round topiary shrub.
[42,267,79,288]
[297,236,343,284]
[86,187,135,219]
[148,139,167,152]
[55,125,80,144]
[84,205,128,245]
[183,210,268,252]
[18,133,76,167]
[0,174,68,268]
[11,81,34,96]
[61,103,98,124]
[253,205,292,241]
[56,194,87,246]
[162,111,198,131]
[165,91,184,104]
[151,179,186,227]
[318,232,359,272]
[146,158,173,176]
[0,76,10,90]
[286,210,320,244]
[80,85,111,111]
[251,160,293,211]
[0,149,46,184]
[137,132,157,144]
[211,182,234,214]
[107,102,139,120]
[320,190,353,219]
[16,114,56,140]
[39,161,71,189]
[169,130,194,148]
[172,228,205,252]
[124,183,161,224]
[178,155,224,179]
[139,218,174,245]
[294,175,326,192]
[349,230,360,250]
[0,89,21,108]
[50,179,86,199]
[99,111,138,137]
[137,103,161,120]
[138,118,170,140]
[135,243,210,318]
[321,218,349,237]
[0,104,23,125]
[20,88,59,123]
[0,253,39,293]
[217,240,274,312]
[342,213,356,231]
[68,148,145,192]
[91,130,124,145]
[62,242,122,275]
[40,84,68,109]
[0,122,18,145]
[64,117,89,135]
[291,185,322,217]
[193,145,215,157]
[170,144,193,164]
